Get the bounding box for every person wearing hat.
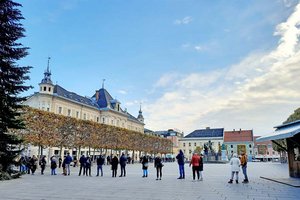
[228,153,241,184]
[189,152,200,181]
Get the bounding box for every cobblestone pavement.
[0,162,299,200]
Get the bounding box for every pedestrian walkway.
[0,162,299,200]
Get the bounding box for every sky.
[18,0,300,136]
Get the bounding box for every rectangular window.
[67,109,71,116]
[47,108,50,111]
[102,118,105,123]
[54,150,59,155]
[231,145,233,148]
[48,87,51,92]
[76,111,79,118]
[294,146,300,161]
[194,143,196,147]
[97,117,99,122]
[189,143,191,147]
[183,143,185,147]
[44,86,46,91]
[83,113,86,120]
[58,107,62,114]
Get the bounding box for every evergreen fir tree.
[0,0,31,180]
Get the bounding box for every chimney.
[95,90,99,101]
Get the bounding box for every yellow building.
[24,62,144,158]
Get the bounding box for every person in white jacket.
[228,153,241,184]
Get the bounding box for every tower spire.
[102,79,106,89]
[47,57,51,73]
[40,57,53,84]
[138,102,144,123]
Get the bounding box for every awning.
[256,127,300,142]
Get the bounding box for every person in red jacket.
[189,152,200,180]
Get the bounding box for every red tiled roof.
[224,130,253,142]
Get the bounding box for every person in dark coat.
[119,153,127,177]
[141,155,149,178]
[78,155,86,176]
[111,155,119,177]
[154,154,163,180]
[30,155,38,175]
[199,153,204,181]
[85,156,92,176]
[176,149,185,179]
[62,157,67,176]
[96,155,105,177]
[58,157,62,168]
[50,156,57,175]
[39,155,47,175]
[64,153,73,175]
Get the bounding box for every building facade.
[179,127,224,160]
[23,64,144,157]
[224,129,254,161]
[155,129,184,157]
[253,136,281,162]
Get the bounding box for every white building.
[23,61,144,159]
[179,127,224,160]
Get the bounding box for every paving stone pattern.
[0,162,299,200]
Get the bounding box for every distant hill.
[283,107,300,124]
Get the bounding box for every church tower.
[137,104,144,123]
[39,57,54,95]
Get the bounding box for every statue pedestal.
[221,150,227,161]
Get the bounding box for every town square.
[1,0,300,200]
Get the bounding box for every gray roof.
[54,85,99,108]
[185,128,224,138]
[52,85,143,125]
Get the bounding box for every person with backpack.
[176,149,185,179]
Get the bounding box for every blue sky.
[18,0,300,135]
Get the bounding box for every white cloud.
[118,90,128,95]
[174,16,193,25]
[146,3,300,135]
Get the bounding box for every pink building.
[253,136,281,161]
